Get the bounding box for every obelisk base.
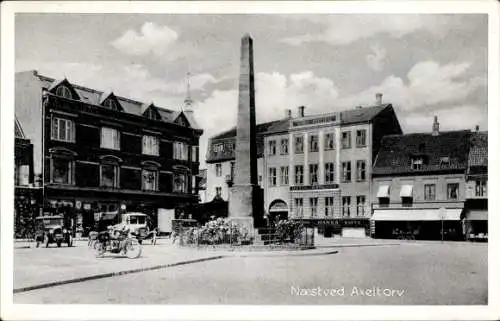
[228,184,261,234]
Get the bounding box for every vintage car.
[35,215,73,248]
[112,213,156,245]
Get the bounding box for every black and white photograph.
[1,1,499,320]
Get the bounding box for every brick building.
[15,70,203,235]
[261,94,402,237]
[371,117,470,240]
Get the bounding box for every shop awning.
[269,200,288,213]
[376,185,390,198]
[467,210,488,221]
[400,185,413,197]
[371,208,462,221]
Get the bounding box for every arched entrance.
[268,199,288,222]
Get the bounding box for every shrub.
[183,217,242,245]
[275,219,305,243]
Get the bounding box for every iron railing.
[176,224,315,248]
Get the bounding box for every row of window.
[268,161,367,186]
[292,196,367,217]
[268,130,367,156]
[378,183,460,205]
[50,157,191,193]
[51,117,198,161]
[215,162,235,178]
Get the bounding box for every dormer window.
[144,107,161,121]
[103,99,118,111]
[56,86,72,99]
[440,157,450,166]
[411,157,423,170]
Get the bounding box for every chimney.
[475,125,480,132]
[375,92,383,105]
[432,116,439,136]
[285,109,292,119]
[298,106,305,118]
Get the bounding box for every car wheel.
[44,235,50,248]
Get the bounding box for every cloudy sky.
[16,14,488,168]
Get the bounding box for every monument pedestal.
[228,184,262,232]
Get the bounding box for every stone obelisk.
[228,34,260,231]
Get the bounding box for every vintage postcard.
[1,1,499,320]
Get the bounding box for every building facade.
[205,121,282,202]
[463,130,488,239]
[15,70,203,235]
[371,117,470,240]
[14,116,43,238]
[262,95,402,237]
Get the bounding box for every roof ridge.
[32,70,173,111]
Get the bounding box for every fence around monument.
[176,225,315,248]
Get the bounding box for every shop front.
[370,208,464,240]
[44,186,197,236]
[464,210,488,241]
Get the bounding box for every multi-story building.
[14,116,43,238]
[204,120,283,202]
[261,93,402,237]
[15,70,203,235]
[463,129,488,239]
[371,117,470,240]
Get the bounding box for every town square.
[1,3,497,321]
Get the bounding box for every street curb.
[13,255,226,294]
[233,250,339,258]
[315,243,400,248]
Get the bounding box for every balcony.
[290,184,339,191]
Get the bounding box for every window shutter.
[51,118,58,140]
[142,136,147,154]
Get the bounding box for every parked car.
[35,215,73,248]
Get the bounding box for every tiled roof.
[373,130,470,176]
[261,104,390,135]
[340,104,388,124]
[206,119,286,163]
[34,71,183,123]
[211,119,285,140]
[469,131,487,168]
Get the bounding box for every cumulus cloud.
[281,15,453,46]
[401,105,487,133]
[366,44,387,71]
[111,22,179,56]
[193,71,340,162]
[336,60,486,111]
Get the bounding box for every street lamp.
[439,207,446,242]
